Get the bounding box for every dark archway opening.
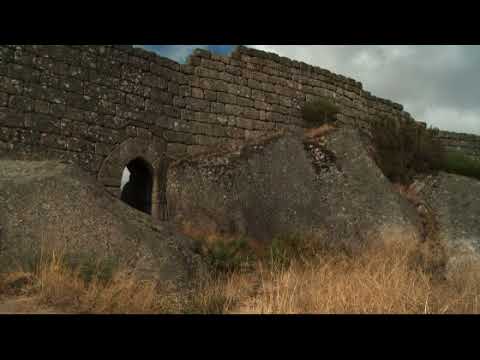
[120,158,153,215]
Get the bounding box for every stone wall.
[0,45,419,175]
[4,44,479,219]
[436,130,480,158]
[0,45,187,175]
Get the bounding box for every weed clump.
[302,98,340,126]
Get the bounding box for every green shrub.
[63,253,119,284]
[202,238,256,274]
[197,235,324,274]
[269,234,325,267]
[371,118,445,184]
[441,150,480,180]
[302,98,340,125]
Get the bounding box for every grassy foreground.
[1,237,480,314]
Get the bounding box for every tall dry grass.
[193,239,480,314]
[2,238,480,314]
[0,252,182,314]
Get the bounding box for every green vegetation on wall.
[302,98,340,125]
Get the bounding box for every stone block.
[0,76,23,95]
[34,100,50,114]
[66,137,94,152]
[225,104,243,116]
[167,142,188,158]
[192,87,204,99]
[243,108,260,120]
[0,108,27,128]
[168,82,179,95]
[213,79,228,93]
[0,92,8,106]
[173,95,186,108]
[151,88,173,104]
[217,92,236,105]
[164,130,194,144]
[186,97,210,112]
[237,97,254,108]
[126,93,145,109]
[204,90,217,101]
[201,58,225,72]
[211,102,225,114]
[8,95,33,112]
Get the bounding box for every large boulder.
[416,172,480,271]
[0,160,203,291]
[167,126,422,250]
[308,126,422,249]
[167,132,325,244]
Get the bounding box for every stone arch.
[98,137,168,220]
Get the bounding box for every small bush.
[60,253,119,284]
[269,234,324,267]
[302,98,340,125]
[371,118,445,184]
[201,238,257,274]
[441,150,480,180]
[0,252,182,314]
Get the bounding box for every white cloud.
[138,45,209,63]
[163,45,209,63]
[422,106,480,134]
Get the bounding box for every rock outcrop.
[167,125,422,250]
[416,172,480,273]
[308,126,422,249]
[0,160,203,291]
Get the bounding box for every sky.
[139,45,480,136]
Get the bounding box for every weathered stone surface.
[0,160,204,291]
[417,172,480,254]
[311,127,422,249]
[167,126,421,248]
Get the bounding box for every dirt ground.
[0,296,60,314]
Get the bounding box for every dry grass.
[2,238,480,314]
[304,124,336,139]
[194,240,480,314]
[0,252,182,314]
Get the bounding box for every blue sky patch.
[139,45,236,63]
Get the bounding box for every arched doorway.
[120,157,153,215]
[97,137,169,220]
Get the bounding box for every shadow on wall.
[120,158,153,215]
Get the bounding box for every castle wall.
[1,44,478,181]
[436,130,480,158]
[0,45,186,174]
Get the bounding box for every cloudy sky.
[140,45,480,135]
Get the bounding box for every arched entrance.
[120,158,153,214]
[97,137,169,221]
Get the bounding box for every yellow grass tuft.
[0,252,182,314]
[192,238,480,314]
[304,124,336,140]
[1,237,480,314]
